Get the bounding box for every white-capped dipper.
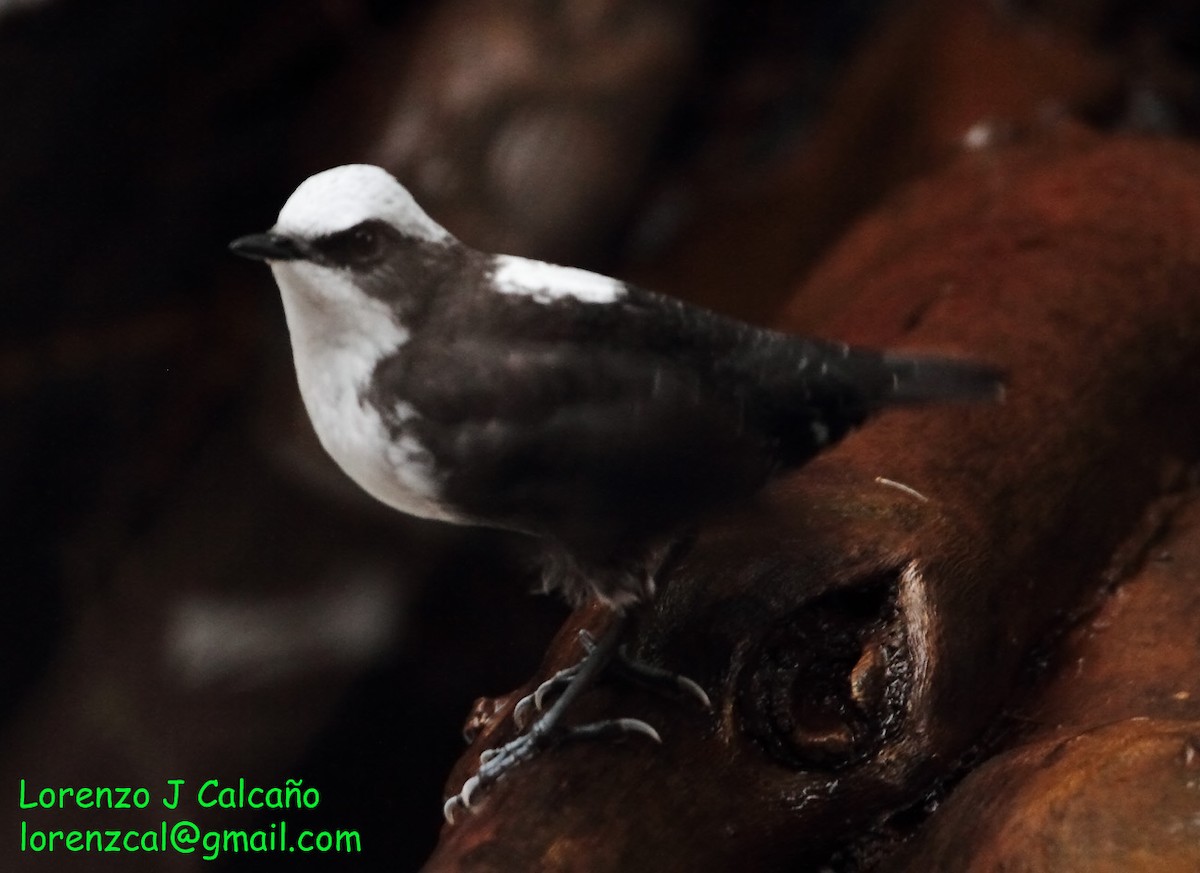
[231,164,1003,820]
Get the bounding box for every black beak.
[229,232,306,263]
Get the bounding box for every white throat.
[271,261,454,522]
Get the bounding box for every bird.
[230,163,1002,818]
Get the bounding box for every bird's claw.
[442,716,661,823]
[444,772,484,820]
[512,663,583,729]
[511,695,534,731]
[442,732,540,823]
[511,630,601,728]
[612,648,714,711]
[442,790,466,825]
[442,773,484,824]
[444,613,706,825]
[564,716,662,745]
[670,672,714,711]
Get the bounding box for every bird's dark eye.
[317,222,386,267]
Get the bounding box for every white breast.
[272,261,460,523]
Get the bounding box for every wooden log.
[883,484,1200,871]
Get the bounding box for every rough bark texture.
[882,482,1200,872]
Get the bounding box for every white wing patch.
[490,255,626,305]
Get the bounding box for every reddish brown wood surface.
[885,484,1200,872]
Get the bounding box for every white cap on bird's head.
[272,164,451,244]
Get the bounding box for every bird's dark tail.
[880,353,1005,405]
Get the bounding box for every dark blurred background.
[2,0,1198,869]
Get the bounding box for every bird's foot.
[513,630,711,730]
[445,610,705,823]
[442,715,660,823]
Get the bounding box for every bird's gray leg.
[444,611,661,823]
[516,545,711,724]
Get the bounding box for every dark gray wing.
[366,280,1000,547]
[369,325,774,552]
